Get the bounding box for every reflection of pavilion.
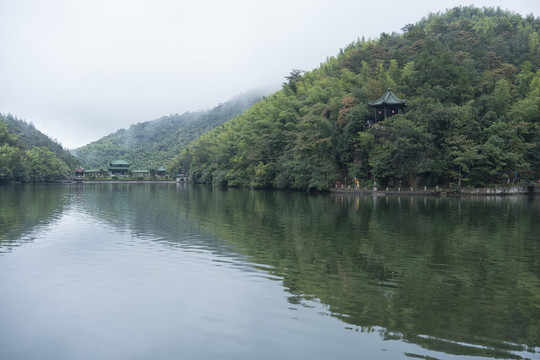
[368,88,407,123]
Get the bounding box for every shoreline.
[330,185,538,196]
[48,181,540,195]
[331,188,438,196]
[85,181,177,184]
[58,180,177,184]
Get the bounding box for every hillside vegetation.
[0,114,78,182]
[72,91,265,171]
[171,6,540,190]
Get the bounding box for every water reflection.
[0,184,71,252]
[0,184,539,359]
[165,187,539,359]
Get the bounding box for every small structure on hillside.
[74,166,85,177]
[156,167,168,177]
[109,160,131,176]
[74,165,85,183]
[368,88,407,123]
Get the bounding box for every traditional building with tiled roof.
[368,88,407,123]
[156,167,168,177]
[109,160,131,176]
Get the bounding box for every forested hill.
[171,6,540,190]
[72,90,265,171]
[0,114,78,182]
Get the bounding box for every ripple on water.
[1,186,539,360]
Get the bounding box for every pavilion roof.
[110,160,131,166]
[368,89,407,107]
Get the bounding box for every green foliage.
[4,6,531,189]
[446,135,483,186]
[371,118,433,186]
[0,114,74,183]
[72,91,265,172]
[176,6,540,189]
[27,147,69,182]
[173,7,540,190]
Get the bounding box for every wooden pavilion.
[368,88,407,123]
[74,166,85,176]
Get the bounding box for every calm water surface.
[0,183,539,360]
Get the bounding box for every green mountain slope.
[172,6,540,190]
[0,114,77,182]
[72,90,265,171]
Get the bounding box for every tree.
[0,120,19,146]
[283,69,305,94]
[164,7,540,190]
[371,118,433,186]
[27,147,68,182]
[446,135,483,187]
[0,144,16,182]
[491,78,513,116]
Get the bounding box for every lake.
[0,183,539,360]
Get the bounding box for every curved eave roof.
[368,89,407,107]
[110,160,131,165]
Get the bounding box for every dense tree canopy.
[173,6,540,190]
[73,91,264,172]
[0,114,75,183]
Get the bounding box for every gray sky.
[1,0,538,149]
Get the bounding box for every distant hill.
[171,6,540,190]
[72,90,266,171]
[0,113,78,182]
[1,113,79,168]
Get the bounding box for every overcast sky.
[1,0,538,149]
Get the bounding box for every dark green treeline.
[0,114,77,183]
[72,90,265,171]
[171,6,540,190]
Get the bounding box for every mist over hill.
[4,6,539,188]
[171,6,540,190]
[71,90,267,171]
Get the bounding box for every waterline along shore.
[58,180,177,184]
[57,180,539,195]
[331,185,538,196]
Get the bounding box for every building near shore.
[109,160,131,176]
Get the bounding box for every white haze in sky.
[1,0,538,148]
